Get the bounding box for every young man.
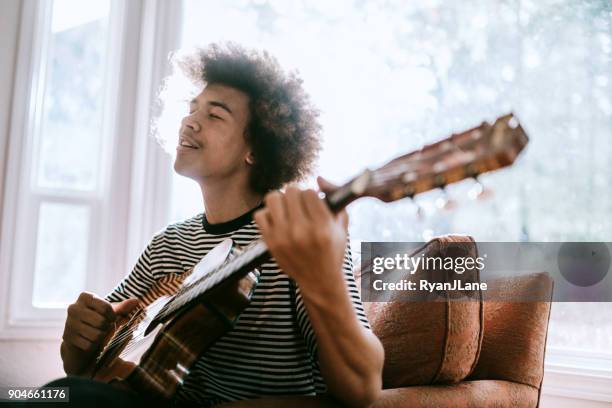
[59,43,384,407]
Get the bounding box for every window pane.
[35,0,111,191]
[177,1,612,357]
[32,202,90,308]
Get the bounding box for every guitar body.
[92,239,260,400]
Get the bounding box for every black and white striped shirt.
[105,207,370,407]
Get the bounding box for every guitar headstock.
[325,113,528,211]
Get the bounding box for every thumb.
[316,176,338,194]
[111,298,140,317]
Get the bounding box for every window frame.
[0,0,122,337]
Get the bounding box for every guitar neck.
[160,113,528,319]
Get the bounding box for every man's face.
[174,83,252,183]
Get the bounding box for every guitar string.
[167,239,260,301]
[368,134,486,184]
[106,290,182,346]
[102,263,229,353]
[104,170,448,355]
[369,121,510,183]
[101,119,518,362]
[110,321,161,358]
[102,241,265,351]
[105,123,510,348]
[99,311,153,356]
[367,136,494,189]
[155,240,266,322]
[105,293,214,358]
[100,305,170,361]
[102,257,252,357]
[150,144,447,318]
[105,241,266,354]
[149,142,457,319]
[101,296,172,352]
[112,328,157,359]
[104,126,507,350]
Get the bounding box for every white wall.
[0,341,63,386]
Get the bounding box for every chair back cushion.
[359,235,484,388]
[467,272,553,390]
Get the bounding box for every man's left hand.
[254,181,348,292]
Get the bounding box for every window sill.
[0,320,63,341]
[542,348,612,403]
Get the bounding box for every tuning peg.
[416,203,426,220]
[435,188,458,211]
[468,178,494,201]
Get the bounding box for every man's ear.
[245,153,254,165]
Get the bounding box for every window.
[0,0,183,338]
[172,0,612,369]
[30,0,112,309]
[1,0,122,332]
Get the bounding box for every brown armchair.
[221,235,554,407]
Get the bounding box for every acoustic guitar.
[91,113,529,399]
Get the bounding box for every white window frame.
[0,0,183,340]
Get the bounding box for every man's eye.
[209,113,222,120]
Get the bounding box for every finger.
[254,209,272,236]
[69,336,92,352]
[264,191,286,227]
[303,189,332,221]
[112,298,140,316]
[285,186,307,221]
[76,307,111,330]
[75,320,105,343]
[63,326,94,352]
[66,314,101,339]
[81,293,115,321]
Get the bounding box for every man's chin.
[173,161,202,180]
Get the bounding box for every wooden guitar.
[91,113,529,399]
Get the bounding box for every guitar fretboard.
[158,239,269,319]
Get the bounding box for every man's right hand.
[60,292,139,375]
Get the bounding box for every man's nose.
[181,117,201,132]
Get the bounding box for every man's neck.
[199,178,263,225]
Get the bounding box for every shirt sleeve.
[104,232,163,303]
[294,239,371,360]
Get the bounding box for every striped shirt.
[105,207,370,407]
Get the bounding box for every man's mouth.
[178,136,199,149]
[179,140,198,148]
